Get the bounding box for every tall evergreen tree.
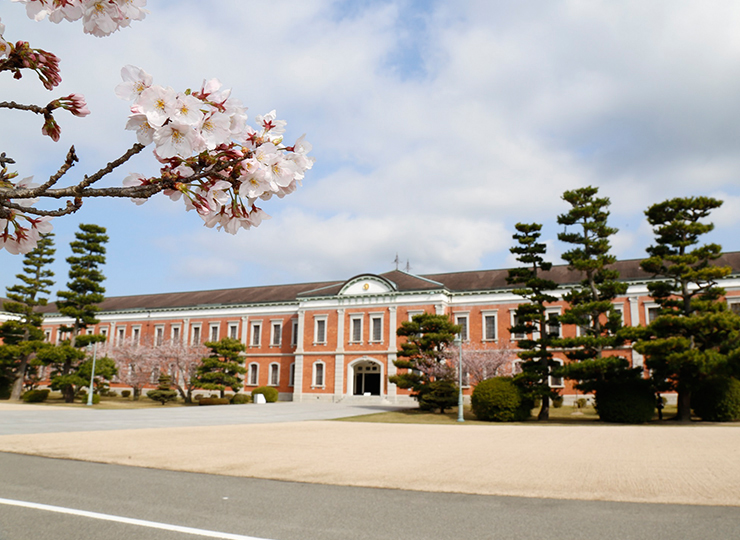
[0,233,55,400]
[389,313,461,413]
[555,187,635,391]
[50,223,108,402]
[507,223,559,421]
[630,196,740,420]
[193,337,247,398]
[56,223,108,347]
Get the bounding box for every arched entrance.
[350,359,382,396]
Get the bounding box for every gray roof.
[38,252,740,314]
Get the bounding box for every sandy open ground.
[1,402,738,507]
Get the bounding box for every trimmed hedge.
[231,393,251,404]
[22,389,50,403]
[471,377,530,422]
[692,377,740,422]
[417,380,458,413]
[595,379,655,423]
[198,397,230,406]
[251,386,279,403]
[121,390,131,398]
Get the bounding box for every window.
[314,317,327,344]
[271,322,282,347]
[172,326,181,343]
[209,324,219,342]
[612,305,625,327]
[191,325,201,345]
[370,316,383,343]
[248,363,259,386]
[407,311,423,321]
[155,326,164,346]
[291,319,299,347]
[117,327,125,345]
[647,306,660,324]
[350,316,362,343]
[730,302,740,316]
[86,328,94,335]
[229,324,238,340]
[132,326,141,345]
[483,314,496,341]
[100,327,108,340]
[269,363,280,386]
[44,330,51,342]
[550,359,564,388]
[250,322,261,347]
[289,363,295,387]
[313,361,325,387]
[510,313,526,340]
[456,315,469,341]
[546,310,561,337]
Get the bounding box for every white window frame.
[132,326,141,345]
[612,304,625,327]
[407,310,423,321]
[314,316,327,345]
[455,313,469,341]
[510,310,526,340]
[349,315,363,344]
[482,311,497,341]
[312,361,326,388]
[171,325,181,343]
[247,362,259,386]
[545,308,562,338]
[154,325,165,346]
[550,359,564,388]
[270,321,282,347]
[228,323,239,340]
[289,362,295,387]
[269,362,280,386]
[370,314,383,343]
[44,329,51,342]
[209,324,220,342]
[191,324,201,345]
[250,321,262,347]
[291,319,299,347]
[645,303,660,325]
[117,326,126,346]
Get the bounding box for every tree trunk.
[62,385,75,403]
[538,396,550,420]
[675,390,692,421]
[10,355,29,401]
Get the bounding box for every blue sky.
[3,0,740,298]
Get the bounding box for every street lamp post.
[87,342,97,406]
[454,335,464,423]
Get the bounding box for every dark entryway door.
[353,363,381,396]
[364,373,380,395]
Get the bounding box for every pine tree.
[0,233,55,400]
[146,373,179,405]
[555,187,636,391]
[193,337,247,398]
[507,223,559,421]
[56,223,108,348]
[389,313,461,413]
[51,223,108,401]
[631,196,740,421]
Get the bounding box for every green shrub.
[471,377,530,422]
[22,389,50,403]
[692,377,740,422]
[251,386,279,403]
[417,380,458,413]
[231,393,251,404]
[198,397,230,406]
[575,397,588,409]
[552,395,564,408]
[121,390,131,398]
[595,379,655,423]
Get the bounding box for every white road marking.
[0,497,271,540]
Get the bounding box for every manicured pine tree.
[507,223,559,421]
[193,337,247,398]
[146,373,179,405]
[555,187,636,391]
[630,196,740,421]
[51,223,108,402]
[0,233,55,399]
[389,313,461,413]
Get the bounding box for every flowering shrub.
[0,0,313,253]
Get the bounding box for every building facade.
[35,253,740,403]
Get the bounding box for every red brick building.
[35,253,740,403]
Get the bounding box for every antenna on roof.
[405,259,411,273]
[394,253,400,270]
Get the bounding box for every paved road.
[0,402,407,435]
[2,453,739,540]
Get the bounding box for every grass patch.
[24,392,193,409]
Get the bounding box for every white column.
[240,316,249,344]
[628,297,640,326]
[387,306,398,401]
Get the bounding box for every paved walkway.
[1,402,738,507]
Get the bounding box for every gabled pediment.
[339,274,397,296]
